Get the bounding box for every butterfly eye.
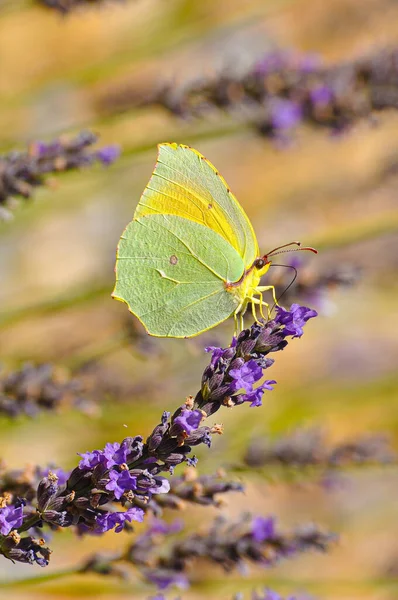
[254,258,266,269]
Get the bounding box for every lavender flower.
[271,262,361,314]
[196,304,317,417]
[0,363,94,418]
[251,516,275,543]
[83,512,334,590]
[37,0,124,14]
[0,131,120,216]
[105,470,137,500]
[229,360,263,392]
[244,429,396,470]
[270,99,302,131]
[252,590,299,600]
[0,504,24,536]
[275,304,318,338]
[146,569,189,591]
[95,507,144,533]
[105,46,398,140]
[0,304,317,569]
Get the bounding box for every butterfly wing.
[113,213,244,337]
[135,143,259,268]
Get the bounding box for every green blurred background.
[0,0,398,598]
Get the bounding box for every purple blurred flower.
[0,505,24,535]
[275,304,318,338]
[298,52,322,73]
[230,359,263,392]
[255,50,291,75]
[253,589,300,600]
[95,507,144,533]
[105,469,137,500]
[270,99,302,130]
[96,145,121,165]
[251,516,276,543]
[147,518,184,536]
[310,84,333,107]
[146,569,189,590]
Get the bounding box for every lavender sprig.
[0,363,96,418]
[195,304,317,416]
[0,130,120,216]
[244,429,396,470]
[80,513,335,590]
[104,47,398,139]
[0,304,316,566]
[37,0,124,14]
[148,591,312,600]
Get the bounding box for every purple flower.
[150,476,170,494]
[270,99,302,130]
[310,84,333,107]
[105,469,137,500]
[39,467,69,486]
[205,343,236,368]
[254,51,290,75]
[146,569,189,590]
[205,345,225,367]
[251,516,276,543]
[96,145,121,165]
[0,505,24,535]
[298,52,321,73]
[241,380,277,407]
[78,440,129,471]
[103,442,123,468]
[275,304,318,338]
[78,449,104,470]
[172,409,202,436]
[229,359,263,392]
[147,518,184,536]
[95,507,144,533]
[253,590,294,600]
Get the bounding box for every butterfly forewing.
[135,143,259,268]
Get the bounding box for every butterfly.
[113,143,316,338]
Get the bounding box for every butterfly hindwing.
[113,213,244,337]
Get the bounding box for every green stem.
[0,567,78,588]
[64,331,131,371]
[17,513,41,534]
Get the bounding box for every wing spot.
[170,254,178,265]
[208,203,213,209]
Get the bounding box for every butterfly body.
[113,143,279,338]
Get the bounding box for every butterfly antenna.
[268,263,298,310]
[264,242,318,260]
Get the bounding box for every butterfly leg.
[251,294,269,320]
[252,293,268,320]
[251,297,259,322]
[233,311,239,336]
[256,285,278,308]
[234,302,246,334]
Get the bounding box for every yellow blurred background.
[0,0,397,598]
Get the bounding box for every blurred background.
[0,0,397,598]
